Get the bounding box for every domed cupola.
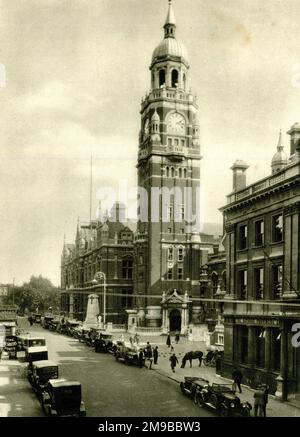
[271,130,288,174]
[150,0,189,91]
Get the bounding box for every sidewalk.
[123,334,300,417]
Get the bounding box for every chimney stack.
[231,160,249,192]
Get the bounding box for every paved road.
[17,324,213,417]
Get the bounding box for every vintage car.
[180,376,210,399]
[78,327,92,346]
[48,319,60,332]
[65,320,81,337]
[41,379,86,417]
[194,382,252,417]
[33,314,42,324]
[114,340,145,366]
[28,360,59,398]
[94,333,113,353]
[42,315,55,329]
[17,335,48,362]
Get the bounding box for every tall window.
[256,328,265,368]
[159,69,166,87]
[171,69,179,88]
[238,270,247,299]
[167,204,173,221]
[254,267,264,300]
[122,259,133,279]
[241,326,248,364]
[272,214,283,242]
[178,247,184,262]
[166,166,170,177]
[238,224,247,250]
[167,267,173,280]
[272,265,282,299]
[168,247,174,261]
[272,328,281,371]
[254,219,264,246]
[178,168,182,178]
[178,267,183,280]
[121,289,133,309]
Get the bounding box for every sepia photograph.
[1,0,300,423]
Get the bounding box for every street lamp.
[92,271,107,326]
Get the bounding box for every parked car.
[180,376,209,399]
[114,340,145,366]
[194,382,252,417]
[28,360,59,399]
[94,333,113,353]
[41,379,86,417]
[42,315,55,329]
[17,335,48,362]
[33,314,42,324]
[65,320,81,337]
[48,319,60,332]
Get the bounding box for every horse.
[181,351,203,368]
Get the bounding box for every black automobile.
[42,315,55,329]
[28,360,59,399]
[180,376,209,399]
[194,382,252,417]
[33,314,42,324]
[41,379,86,417]
[94,333,113,353]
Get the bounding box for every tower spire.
[164,0,176,38]
[277,129,284,151]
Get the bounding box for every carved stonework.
[284,202,300,216]
[225,222,234,234]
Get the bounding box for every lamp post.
[92,271,107,327]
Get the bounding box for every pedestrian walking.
[148,347,153,370]
[138,349,144,368]
[169,353,179,373]
[253,385,265,417]
[166,332,171,348]
[153,346,159,365]
[175,331,180,344]
[232,368,243,393]
[262,384,269,417]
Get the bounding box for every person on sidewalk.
[175,331,180,344]
[169,353,179,373]
[148,346,153,370]
[232,368,243,393]
[153,346,159,365]
[166,332,171,348]
[138,349,144,368]
[253,385,265,417]
[261,384,269,417]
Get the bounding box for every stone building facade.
[220,125,300,400]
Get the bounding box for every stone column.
[248,326,257,366]
[69,293,74,318]
[275,325,288,401]
[225,223,235,297]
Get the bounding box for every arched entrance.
[169,308,181,332]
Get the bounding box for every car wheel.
[180,382,186,395]
[219,405,229,417]
[195,392,204,408]
[241,407,251,417]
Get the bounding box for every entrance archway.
[169,308,181,332]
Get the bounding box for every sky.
[1,0,300,286]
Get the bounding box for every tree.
[3,275,59,314]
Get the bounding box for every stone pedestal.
[145,306,162,327]
[84,294,100,326]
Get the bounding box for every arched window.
[171,167,175,177]
[159,69,166,87]
[178,168,182,178]
[166,166,169,178]
[183,168,187,178]
[171,69,179,88]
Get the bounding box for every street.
[0,323,213,417]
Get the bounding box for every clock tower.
[134,0,202,332]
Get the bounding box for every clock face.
[144,118,149,135]
[167,113,186,135]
